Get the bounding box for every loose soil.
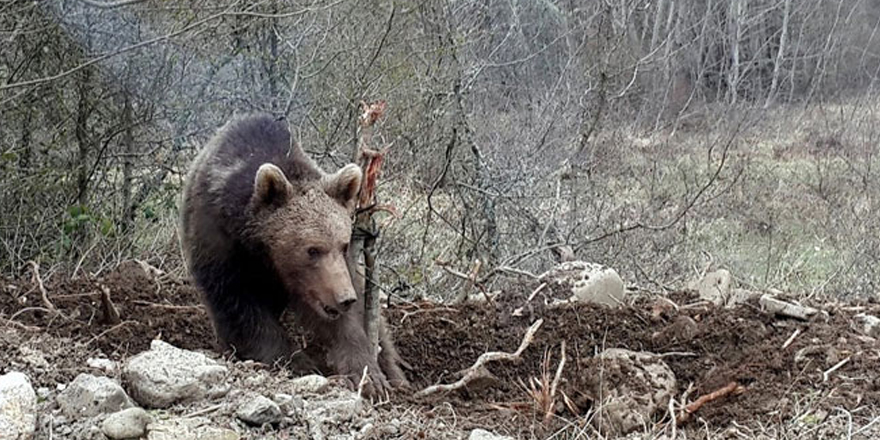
[2,261,880,438]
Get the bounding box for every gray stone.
[855,313,880,338]
[289,374,329,395]
[122,340,229,408]
[273,393,304,416]
[56,373,133,418]
[539,261,626,307]
[236,395,283,426]
[468,428,514,440]
[19,347,48,369]
[590,349,676,436]
[0,372,37,440]
[146,417,239,440]
[101,408,152,440]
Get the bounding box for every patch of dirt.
[3,262,880,437]
[388,291,880,432]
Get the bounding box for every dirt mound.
[390,292,880,431]
[3,263,880,436]
[1,261,214,358]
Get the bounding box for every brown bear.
[179,113,407,395]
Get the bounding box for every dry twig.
[415,319,543,398]
[823,357,851,382]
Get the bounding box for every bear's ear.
[323,164,362,211]
[253,163,292,208]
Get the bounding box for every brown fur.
[179,114,408,394]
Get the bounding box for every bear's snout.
[321,291,356,319]
[323,297,355,319]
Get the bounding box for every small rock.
[236,395,283,426]
[587,349,676,436]
[19,347,49,369]
[123,340,229,408]
[306,390,363,425]
[289,374,329,394]
[0,372,37,440]
[147,417,239,440]
[57,374,133,418]
[854,314,880,338]
[101,408,152,440]
[689,269,732,306]
[87,357,118,374]
[539,261,626,307]
[468,428,514,440]
[273,393,304,416]
[36,387,51,400]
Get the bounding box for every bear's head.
[247,162,362,320]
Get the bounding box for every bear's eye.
[307,247,321,259]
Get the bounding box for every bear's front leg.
[322,313,390,397]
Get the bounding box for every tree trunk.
[727,0,745,105]
[120,94,135,232]
[764,0,790,109]
[75,67,93,208]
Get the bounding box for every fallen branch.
[512,282,547,316]
[823,357,850,382]
[415,319,544,398]
[86,320,136,346]
[676,381,742,425]
[29,261,57,314]
[781,328,801,350]
[131,300,204,311]
[546,340,567,425]
[399,305,457,323]
[99,285,121,325]
[759,295,819,320]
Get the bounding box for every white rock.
[101,408,152,440]
[87,357,118,374]
[305,390,363,431]
[855,313,880,338]
[146,417,239,440]
[122,340,229,408]
[539,261,626,307]
[468,428,514,440]
[0,372,37,440]
[590,349,676,436]
[689,269,732,306]
[56,373,133,418]
[236,395,283,426]
[289,374,329,394]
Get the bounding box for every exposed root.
[415,319,544,399]
[676,381,743,425]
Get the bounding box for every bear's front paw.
[339,360,390,399]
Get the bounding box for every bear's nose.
[323,305,341,319]
[339,298,356,312]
